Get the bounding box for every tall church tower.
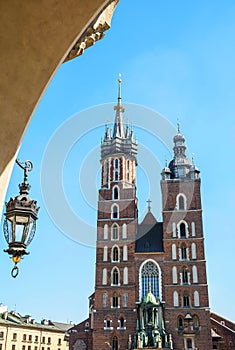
[161,125,212,349]
[92,78,138,350]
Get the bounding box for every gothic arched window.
[123,267,128,285]
[178,316,183,329]
[193,315,199,330]
[194,291,200,307]
[126,160,130,182]
[191,243,197,259]
[173,291,179,307]
[182,268,189,284]
[123,245,128,261]
[111,204,119,219]
[178,195,186,210]
[103,246,108,261]
[122,223,127,239]
[172,244,177,260]
[114,159,119,182]
[112,246,119,262]
[172,266,177,284]
[192,265,198,283]
[112,267,119,285]
[113,186,119,200]
[122,293,128,307]
[103,292,108,308]
[180,244,187,260]
[140,261,160,300]
[111,224,119,240]
[179,222,186,238]
[183,294,190,307]
[102,268,107,285]
[119,317,125,328]
[103,224,108,240]
[112,294,118,308]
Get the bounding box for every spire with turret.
[101,76,137,163]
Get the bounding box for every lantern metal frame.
[3,159,39,277]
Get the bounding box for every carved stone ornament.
[64,0,119,62]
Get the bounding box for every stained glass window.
[141,261,159,299]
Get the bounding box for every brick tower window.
[178,194,186,210]
[112,294,118,308]
[179,222,186,238]
[186,338,193,349]
[111,224,119,240]
[103,292,108,307]
[180,244,187,260]
[183,294,190,307]
[113,186,119,200]
[112,336,118,350]
[178,315,183,329]
[182,268,189,284]
[111,205,119,219]
[122,293,128,307]
[193,315,199,330]
[112,246,119,262]
[119,317,125,328]
[114,159,119,181]
[112,267,119,285]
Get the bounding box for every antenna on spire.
[118,73,122,102]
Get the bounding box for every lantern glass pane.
[14,224,25,243]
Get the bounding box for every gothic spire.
[113,74,125,138]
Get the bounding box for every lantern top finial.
[16,159,33,194]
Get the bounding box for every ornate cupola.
[162,123,200,180]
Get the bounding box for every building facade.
[69,81,234,350]
[0,305,69,350]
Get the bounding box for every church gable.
[135,221,163,253]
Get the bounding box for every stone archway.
[0,0,119,214]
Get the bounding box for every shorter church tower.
[161,125,212,349]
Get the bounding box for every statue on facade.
[130,285,172,349]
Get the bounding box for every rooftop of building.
[0,307,71,333]
[135,209,163,253]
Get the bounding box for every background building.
[0,305,70,350]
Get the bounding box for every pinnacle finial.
[146,199,152,212]
[118,73,122,101]
[177,119,180,134]
[16,159,33,194]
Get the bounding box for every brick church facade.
[69,81,235,350]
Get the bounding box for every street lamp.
[3,159,39,278]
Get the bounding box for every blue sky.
[1,0,235,324]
